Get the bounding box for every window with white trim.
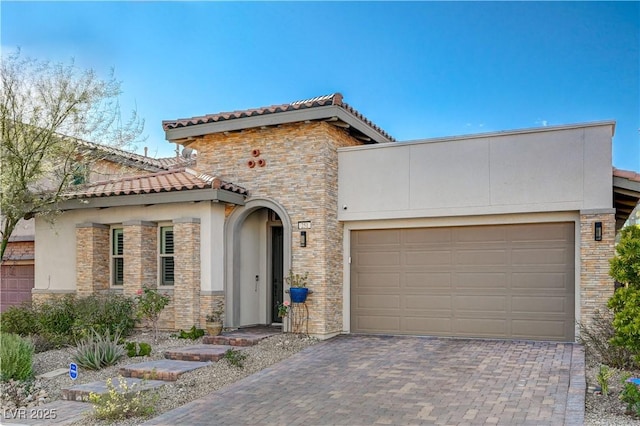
[111,228,124,286]
[160,226,174,286]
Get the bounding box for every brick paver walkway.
[145,335,583,425]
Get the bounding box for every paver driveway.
[144,335,584,426]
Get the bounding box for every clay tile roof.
[68,168,248,199]
[76,139,195,171]
[614,168,640,183]
[162,93,395,141]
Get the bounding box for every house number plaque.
[298,221,311,229]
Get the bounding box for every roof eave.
[56,188,246,211]
[164,105,393,144]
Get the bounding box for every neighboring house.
[0,139,194,312]
[34,94,640,342]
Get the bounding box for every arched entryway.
[225,198,292,328]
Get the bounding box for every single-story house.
[34,94,640,342]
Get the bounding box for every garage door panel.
[404,317,451,334]
[512,296,568,314]
[357,251,401,267]
[457,272,508,289]
[456,250,508,266]
[509,223,576,242]
[355,229,401,245]
[405,272,451,288]
[405,295,452,310]
[405,251,452,266]
[354,272,401,289]
[511,319,568,340]
[511,272,571,289]
[455,318,507,335]
[512,248,571,265]
[455,295,507,312]
[356,294,401,309]
[455,227,507,243]
[404,228,452,244]
[356,315,401,333]
[351,222,575,341]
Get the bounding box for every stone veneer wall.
[75,223,110,296]
[173,218,201,330]
[199,291,225,328]
[580,212,616,325]
[192,121,365,336]
[123,221,157,297]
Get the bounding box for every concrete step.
[62,377,166,401]
[203,328,280,346]
[164,344,239,362]
[119,359,212,381]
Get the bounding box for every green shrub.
[125,341,152,357]
[0,305,38,336]
[72,329,125,370]
[34,295,76,337]
[596,364,615,396]
[620,379,640,417]
[578,309,637,369]
[0,333,34,381]
[607,286,640,364]
[176,326,205,340]
[72,293,136,340]
[610,225,640,288]
[223,348,247,368]
[88,376,157,420]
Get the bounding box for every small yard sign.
[69,363,78,380]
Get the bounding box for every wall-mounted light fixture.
[300,231,307,247]
[594,221,603,241]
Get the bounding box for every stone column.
[173,218,201,330]
[123,221,157,297]
[580,210,616,325]
[75,223,109,296]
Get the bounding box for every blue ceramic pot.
[289,287,309,303]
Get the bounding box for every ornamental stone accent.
[579,212,616,325]
[75,223,109,296]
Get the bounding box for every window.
[72,163,88,185]
[112,228,124,286]
[160,226,174,285]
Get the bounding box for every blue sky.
[2,1,639,170]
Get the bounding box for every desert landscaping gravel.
[2,330,317,425]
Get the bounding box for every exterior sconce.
[300,231,307,247]
[594,221,602,241]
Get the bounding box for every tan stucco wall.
[34,202,225,293]
[338,123,614,221]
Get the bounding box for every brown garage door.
[351,223,575,341]
[1,264,34,312]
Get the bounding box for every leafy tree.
[0,50,143,259]
[608,225,640,364]
[609,225,640,288]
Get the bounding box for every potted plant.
[286,270,309,303]
[205,300,224,336]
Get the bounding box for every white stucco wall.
[338,122,614,221]
[34,202,226,292]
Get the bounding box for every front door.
[271,226,284,323]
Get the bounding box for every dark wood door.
[271,226,284,323]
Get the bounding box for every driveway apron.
[144,335,582,425]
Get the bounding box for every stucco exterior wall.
[34,202,225,293]
[338,123,614,221]
[192,121,361,335]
